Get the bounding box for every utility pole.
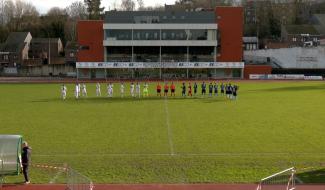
[47,31,51,65]
[254,0,259,41]
[48,38,51,65]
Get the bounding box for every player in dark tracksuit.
[181,83,186,97]
[208,83,213,96]
[21,142,31,184]
[228,84,233,99]
[201,82,206,96]
[225,84,230,98]
[193,82,198,96]
[233,85,239,100]
[220,83,225,95]
[214,83,218,96]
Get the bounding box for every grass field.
[1,81,325,184]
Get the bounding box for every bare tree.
[141,4,164,11]
[66,1,88,20]
[47,7,67,17]
[112,0,119,10]
[13,0,38,19]
[121,0,136,11]
[137,0,145,10]
[3,0,39,31]
[0,0,5,25]
[4,0,15,25]
[65,1,88,42]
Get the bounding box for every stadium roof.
[104,11,215,24]
[284,25,320,35]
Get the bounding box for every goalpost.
[66,166,94,190]
[256,167,296,190]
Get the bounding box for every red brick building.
[76,7,246,79]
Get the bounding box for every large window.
[161,30,187,40]
[161,46,187,62]
[106,46,132,62]
[105,30,132,40]
[134,46,159,62]
[105,29,217,41]
[189,46,215,62]
[133,30,160,40]
[188,30,208,40]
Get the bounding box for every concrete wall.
[21,65,75,76]
[244,65,272,79]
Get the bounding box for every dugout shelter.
[0,135,23,176]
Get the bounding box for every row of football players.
[60,82,239,100]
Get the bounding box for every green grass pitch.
[0,81,325,184]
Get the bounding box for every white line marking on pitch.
[34,152,325,157]
[164,97,175,156]
[49,169,64,184]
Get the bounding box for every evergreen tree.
[84,0,104,20]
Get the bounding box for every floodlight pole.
[49,38,51,65]
[46,31,51,65]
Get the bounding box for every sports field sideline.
[0,80,325,184]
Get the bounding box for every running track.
[2,184,325,190]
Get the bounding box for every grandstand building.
[244,46,325,77]
[76,7,244,79]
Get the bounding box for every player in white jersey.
[135,82,141,98]
[120,83,125,97]
[82,83,87,97]
[130,82,135,97]
[107,83,114,97]
[96,83,101,97]
[78,83,81,98]
[61,84,67,100]
[75,83,80,99]
[143,82,149,97]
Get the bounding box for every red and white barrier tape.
[31,163,68,171]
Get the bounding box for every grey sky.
[23,0,176,14]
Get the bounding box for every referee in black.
[21,141,31,184]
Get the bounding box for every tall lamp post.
[46,31,51,65]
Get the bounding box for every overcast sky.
[22,0,176,14]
